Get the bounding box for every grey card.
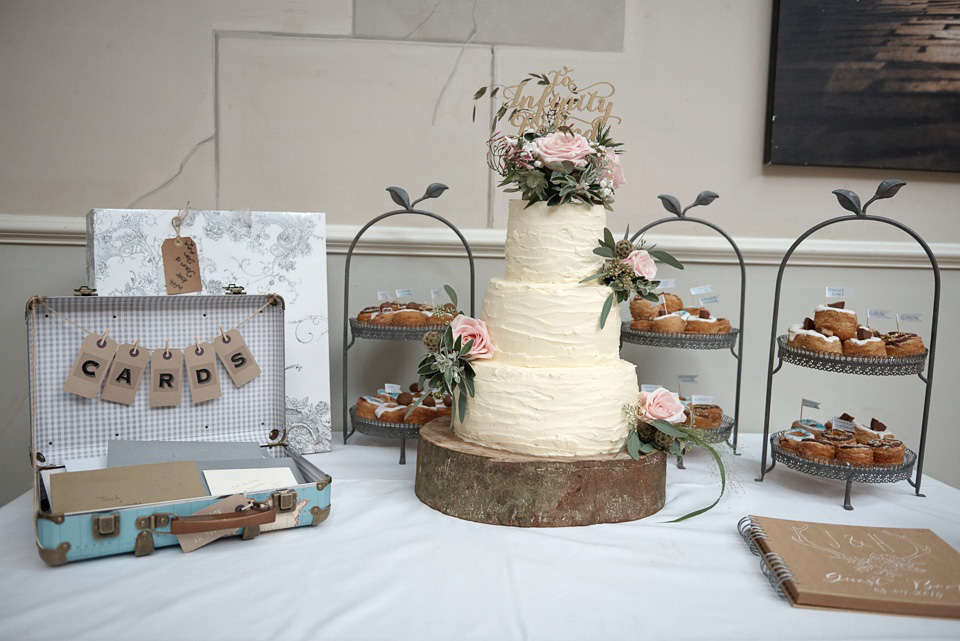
[107,440,265,468]
[195,458,305,494]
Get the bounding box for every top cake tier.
[503,200,605,284]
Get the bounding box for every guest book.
[739,515,960,619]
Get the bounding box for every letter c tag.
[214,329,260,388]
[184,341,221,404]
[64,334,118,399]
[150,348,184,408]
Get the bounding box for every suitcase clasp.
[272,490,298,513]
[92,514,121,539]
[224,284,246,295]
[136,513,175,531]
[73,286,98,297]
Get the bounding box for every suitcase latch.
[92,514,121,539]
[136,513,175,531]
[73,286,98,297]
[224,284,246,295]
[272,490,298,513]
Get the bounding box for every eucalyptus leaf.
[422,183,449,200]
[579,272,605,283]
[593,246,615,258]
[669,440,681,456]
[623,224,630,241]
[642,291,660,303]
[386,186,411,209]
[453,334,463,353]
[462,360,475,378]
[665,440,726,523]
[657,194,682,216]
[403,392,427,420]
[875,178,906,200]
[443,284,458,308]
[651,419,687,438]
[626,431,641,460]
[599,292,615,329]
[639,441,655,454]
[458,389,467,422]
[648,249,684,270]
[443,327,453,351]
[460,338,474,357]
[693,190,719,207]
[832,189,862,215]
[603,227,615,249]
[464,375,475,397]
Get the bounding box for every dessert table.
[1,434,958,641]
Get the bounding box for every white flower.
[534,160,542,168]
[602,188,612,196]
[600,179,609,188]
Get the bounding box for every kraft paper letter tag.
[150,348,184,407]
[63,334,118,399]
[184,342,222,404]
[161,236,202,295]
[100,343,148,405]
[214,330,260,388]
[176,494,248,553]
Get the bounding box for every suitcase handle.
[169,505,276,534]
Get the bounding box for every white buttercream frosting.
[455,359,639,456]
[788,323,840,342]
[848,337,882,345]
[814,304,857,315]
[481,278,620,367]
[503,200,606,284]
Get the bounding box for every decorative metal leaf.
[473,86,487,100]
[832,189,862,215]
[875,178,906,200]
[693,191,719,207]
[599,292,615,329]
[422,183,449,200]
[386,187,411,209]
[657,194,683,216]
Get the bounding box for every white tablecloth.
[1,434,958,641]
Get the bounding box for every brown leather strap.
[169,506,276,534]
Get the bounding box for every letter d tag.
[64,334,118,399]
[150,348,184,407]
[101,343,148,405]
[184,342,221,404]
[214,330,260,388]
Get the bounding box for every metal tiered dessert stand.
[622,191,746,451]
[756,180,939,509]
[342,184,475,463]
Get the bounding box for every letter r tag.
[150,348,184,407]
[64,334,118,399]
[101,343,148,405]
[214,329,260,388]
[184,342,221,404]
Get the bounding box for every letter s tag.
[101,343,149,405]
[150,348,184,408]
[64,334,118,399]
[214,329,260,388]
[184,341,221,404]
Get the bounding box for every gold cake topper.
[477,67,620,140]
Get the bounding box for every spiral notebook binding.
[737,515,770,557]
[760,552,795,601]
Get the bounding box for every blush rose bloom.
[624,249,657,281]
[533,132,595,168]
[450,315,496,360]
[603,148,625,189]
[642,387,686,424]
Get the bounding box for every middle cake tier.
[481,278,621,367]
[455,358,639,457]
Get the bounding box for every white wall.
[1,0,958,506]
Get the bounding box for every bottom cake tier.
[455,358,639,457]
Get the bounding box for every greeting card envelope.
[50,461,206,514]
[196,458,305,491]
[107,440,265,468]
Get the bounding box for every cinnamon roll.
[814,302,858,341]
[798,439,836,461]
[836,443,874,467]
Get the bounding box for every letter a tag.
[64,334,118,398]
[150,348,184,407]
[184,342,221,404]
[101,343,149,405]
[214,330,260,388]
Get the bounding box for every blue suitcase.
[26,292,331,566]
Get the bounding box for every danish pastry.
[684,310,722,334]
[798,439,836,461]
[820,429,856,447]
[869,438,906,465]
[690,404,723,429]
[882,332,925,357]
[357,306,380,323]
[843,326,886,357]
[630,292,683,320]
[813,302,858,341]
[836,443,874,467]
[792,418,825,436]
[854,417,895,445]
[629,319,654,331]
[715,318,732,334]
[787,319,842,354]
[356,395,386,419]
[652,314,686,333]
[778,428,814,453]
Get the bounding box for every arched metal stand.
[755,180,939,510]
[342,184,476,464]
[623,191,746,452]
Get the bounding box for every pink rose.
[603,148,625,189]
[450,315,496,360]
[643,387,686,424]
[533,132,595,169]
[624,249,657,281]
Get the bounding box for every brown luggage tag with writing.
[184,341,222,404]
[214,330,260,388]
[161,236,202,295]
[150,347,184,407]
[100,342,148,405]
[64,334,118,399]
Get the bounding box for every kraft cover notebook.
[740,515,960,619]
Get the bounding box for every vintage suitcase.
[26,292,331,566]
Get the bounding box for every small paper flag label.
[384,383,402,395]
[377,291,389,302]
[395,288,413,298]
[831,417,856,432]
[825,286,849,298]
[658,279,676,289]
[641,384,663,393]
[691,395,715,405]
[897,312,922,323]
[430,289,442,300]
[699,295,720,305]
[867,308,892,320]
[678,374,699,383]
[801,398,821,409]
[690,284,712,296]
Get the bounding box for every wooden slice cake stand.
[415,419,666,527]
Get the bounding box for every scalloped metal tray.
[349,405,422,440]
[694,414,735,444]
[349,317,449,341]
[621,324,739,350]
[777,335,927,376]
[770,431,916,483]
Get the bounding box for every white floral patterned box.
[86,209,332,453]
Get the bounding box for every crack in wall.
[430,0,478,126]
[403,0,445,39]
[127,134,215,208]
